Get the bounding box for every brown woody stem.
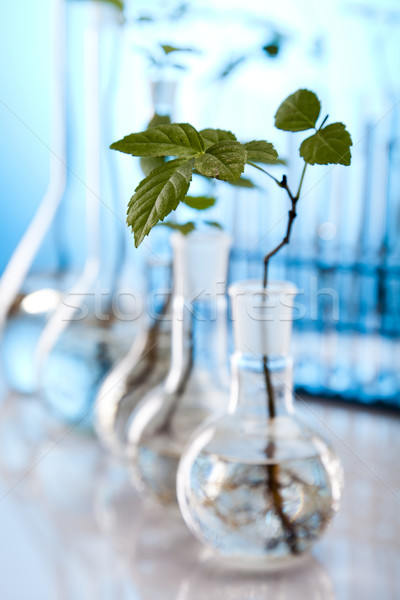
[258,164,307,555]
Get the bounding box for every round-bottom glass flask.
[94,268,172,459]
[127,231,231,506]
[177,281,344,569]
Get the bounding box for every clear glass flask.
[0,0,130,401]
[94,60,178,457]
[177,280,344,569]
[0,0,72,394]
[34,1,138,426]
[94,258,172,458]
[127,230,232,506]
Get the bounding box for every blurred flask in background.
[0,0,139,425]
[94,253,172,458]
[36,0,139,428]
[94,69,180,456]
[0,0,78,394]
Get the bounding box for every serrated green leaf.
[224,176,256,188]
[204,220,223,230]
[300,122,352,166]
[159,221,196,235]
[139,115,172,175]
[140,156,165,176]
[200,128,237,149]
[195,141,246,183]
[193,169,255,188]
[111,123,204,158]
[127,158,194,247]
[275,89,321,132]
[183,195,216,210]
[244,140,278,163]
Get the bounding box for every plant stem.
[262,170,306,288]
[247,161,280,185]
[255,165,308,556]
[319,114,329,129]
[262,201,297,288]
[265,459,300,554]
[263,357,276,418]
[295,163,308,200]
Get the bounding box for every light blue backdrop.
[0,0,52,273]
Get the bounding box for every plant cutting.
[111,89,352,565]
[94,112,230,458]
[110,88,351,248]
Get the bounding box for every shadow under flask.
[177,280,344,569]
[127,230,232,506]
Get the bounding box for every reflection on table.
[0,392,398,599]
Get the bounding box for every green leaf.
[161,44,196,55]
[204,220,223,230]
[244,141,278,163]
[159,221,196,235]
[127,158,194,247]
[275,89,321,132]
[138,115,171,175]
[183,195,216,210]
[111,123,205,158]
[195,141,247,182]
[200,128,237,149]
[96,0,124,11]
[140,156,165,176]
[300,122,352,166]
[223,176,256,188]
[263,43,279,57]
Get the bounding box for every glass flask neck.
[150,79,177,117]
[166,295,228,391]
[229,353,294,418]
[164,231,231,393]
[61,0,126,293]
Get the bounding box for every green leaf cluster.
[111,89,352,247]
[274,89,352,166]
[112,124,276,246]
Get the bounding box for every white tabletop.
[0,392,399,600]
